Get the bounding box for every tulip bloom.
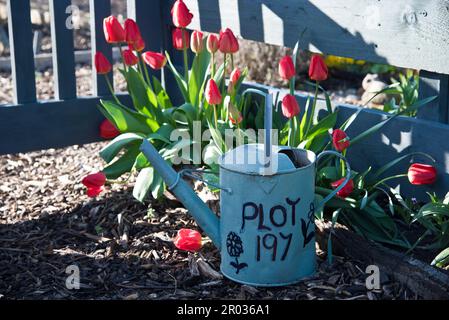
[103,16,125,44]
[171,0,193,28]
[172,28,190,50]
[207,34,219,54]
[279,55,295,81]
[230,68,241,84]
[332,129,350,152]
[282,94,300,119]
[173,229,202,252]
[219,28,239,54]
[94,52,112,74]
[309,54,329,82]
[82,172,106,198]
[129,37,145,52]
[229,103,243,125]
[191,30,204,54]
[408,164,437,185]
[331,178,354,198]
[205,79,222,105]
[122,49,139,66]
[124,19,141,44]
[142,52,167,70]
[100,119,120,139]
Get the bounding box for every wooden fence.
[1,0,449,199]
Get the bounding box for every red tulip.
[122,49,139,66]
[229,103,243,125]
[82,172,106,198]
[191,30,204,54]
[100,119,120,139]
[207,34,219,54]
[309,54,328,82]
[282,94,300,119]
[171,0,193,28]
[408,164,437,185]
[94,52,112,74]
[331,178,354,198]
[173,229,202,252]
[332,129,350,152]
[129,37,145,52]
[230,68,241,84]
[279,55,295,81]
[172,28,190,50]
[142,51,167,70]
[219,28,239,54]
[103,16,125,44]
[205,79,222,105]
[124,19,141,44]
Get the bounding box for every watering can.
[139,89,351,287]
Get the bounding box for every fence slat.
[49,0,76,100]
[417,71,449,124]
[89,0,112,96]
[7,0,36,104]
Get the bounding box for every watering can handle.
[315,151,351,211]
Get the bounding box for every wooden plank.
[417,70,449,123]
[89,0,112,97]
[7,0,36,104]
[0,95,131,155]
[178,0,449,74]
[49,0,76,100]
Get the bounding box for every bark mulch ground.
[0,142,414,300]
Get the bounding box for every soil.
[0,142,416,300]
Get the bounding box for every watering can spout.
[139,140,221,248]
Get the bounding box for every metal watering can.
[140,89,351,287]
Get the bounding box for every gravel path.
[0,142,412,300]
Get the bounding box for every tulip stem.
[211,53,216,78]
[340,149,347,177]
[213,105,218,129]
[231,54,234,70]
[118,45,127,72]
[140,52,152,89]
[104,75,121,105]
[371,174,408,190]
[304,81,320,139]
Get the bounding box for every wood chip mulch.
[0,142,415,300]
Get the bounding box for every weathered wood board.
[178,0,449,74]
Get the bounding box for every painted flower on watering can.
[173,229,202,252]
[205,79,222,105]
[332,129,350,152]
[279,55,295,81]
[207,34,219,54]
[129,37,145,52]
[142,52,167,70]
[309,54,329,82]
[171,0,194,28]
[124,19,141,44]
[191,30,204,54]
[94,52,112,74]
[282,94,300,119]
[122,49,139,66]
[100,119,120,139]
[408,163,437,185]
[172,28,190,50]
[331,178,354,198]
[82,172,106,198]
[103,16,125,44]
[219,28,239,54]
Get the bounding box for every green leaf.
[133,167,155,202]
[173,103,198,125]
[350,115,395,146]
[304,112,337,144]
[103,145,141,179]
[189,50,211,107]
[165,51,189,102]
[100,133,144,163]
[99,100,157,134]
[152,76,173,109]
[432,247,449,267]
[126,67,156,117]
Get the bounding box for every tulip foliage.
[85,0,442,253]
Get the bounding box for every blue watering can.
[140,89,351,287]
